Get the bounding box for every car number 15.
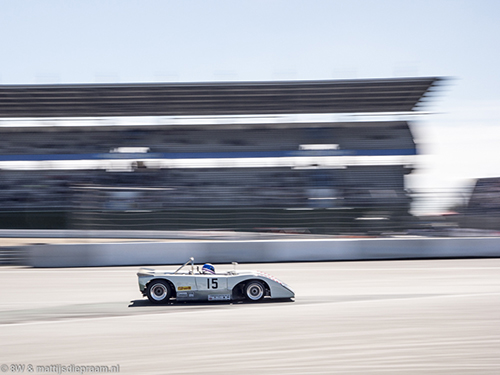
[207,278,218,289]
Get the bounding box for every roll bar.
[174,257,194,274]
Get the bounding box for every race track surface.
[1,259,500,374]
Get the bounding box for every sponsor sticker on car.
[178,286,192,291]
[208,294,231,301]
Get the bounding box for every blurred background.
[0,1,498,236]
[0,78,460,235]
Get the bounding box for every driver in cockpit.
[201,263,215,274]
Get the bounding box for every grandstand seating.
[0,77,443,231]
[0,122,414,155]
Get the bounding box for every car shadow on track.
[128,298,294,308]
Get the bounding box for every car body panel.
[137,260,294,303]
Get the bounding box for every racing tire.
[146,280,171,304]
[245,281,265,302]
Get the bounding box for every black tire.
[245,281,265,302]
[146,280,171,304]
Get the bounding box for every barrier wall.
[26,237,500,267]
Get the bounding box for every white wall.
[27,237,500,267]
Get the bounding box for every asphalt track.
[1,259,500,374]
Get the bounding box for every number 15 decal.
[207,278,218,289]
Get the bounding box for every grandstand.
[0,77,443,233]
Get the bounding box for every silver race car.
[137,257,295,304]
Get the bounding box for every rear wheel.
[245,281,265,302]
[146,280,171,304]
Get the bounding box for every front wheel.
[146,280,171,304]
[245,281,265,302]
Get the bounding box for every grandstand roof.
[0,77,443,118]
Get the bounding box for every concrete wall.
[27,237,500,267]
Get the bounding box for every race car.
[137,257,295,304]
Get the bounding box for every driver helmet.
[202,263,215,274]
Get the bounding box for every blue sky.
[1,0,499,212]
[2,1,499,88]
